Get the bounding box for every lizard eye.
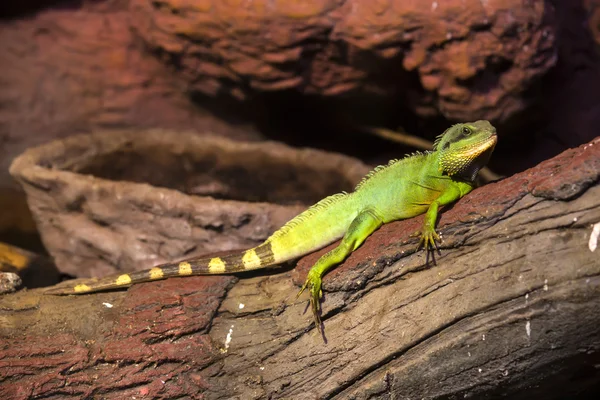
[462,126,471,135]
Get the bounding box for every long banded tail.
[46,191,357,296]
[45,242,281,295]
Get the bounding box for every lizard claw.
[416,226,441,252]
[415,226,441,266]
[296,271,324,333]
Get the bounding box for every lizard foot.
[296,270,324,333]
[410,226,442,251]
[411,226,441,264]
[417,227,440,252]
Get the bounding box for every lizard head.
[433,120,497,181]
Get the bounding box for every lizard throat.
[440,135,497,179]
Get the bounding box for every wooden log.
[1,138,599,399]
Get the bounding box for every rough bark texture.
[9,129,369,278]
[1,137,598,399]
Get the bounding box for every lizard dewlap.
[46,120,497,333]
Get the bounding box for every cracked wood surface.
[1,138,599,399]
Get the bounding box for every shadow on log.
[1,138,599,399]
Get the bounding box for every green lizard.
[46,120,497,332]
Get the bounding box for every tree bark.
[1,138,599,399]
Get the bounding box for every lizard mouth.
[461,132,497,160]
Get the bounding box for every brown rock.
[0,0,560,195]
[130,0,557,121]
[0,4,261,192]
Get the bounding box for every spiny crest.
[354,159,400,190]
[432,125,457,150]
[432,134,444,151]
[268,192,348,240]
[354,151,430,190]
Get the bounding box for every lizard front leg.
[417,185,463,252]
[297,208,383,333]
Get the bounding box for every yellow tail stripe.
[115,274,132,286]
[74,284,92,293]
[242,249,261,269]
[178,262,193,275]
[208,258,226,273]
[149,267,164,280]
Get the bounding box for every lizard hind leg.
[297,208,383,333]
